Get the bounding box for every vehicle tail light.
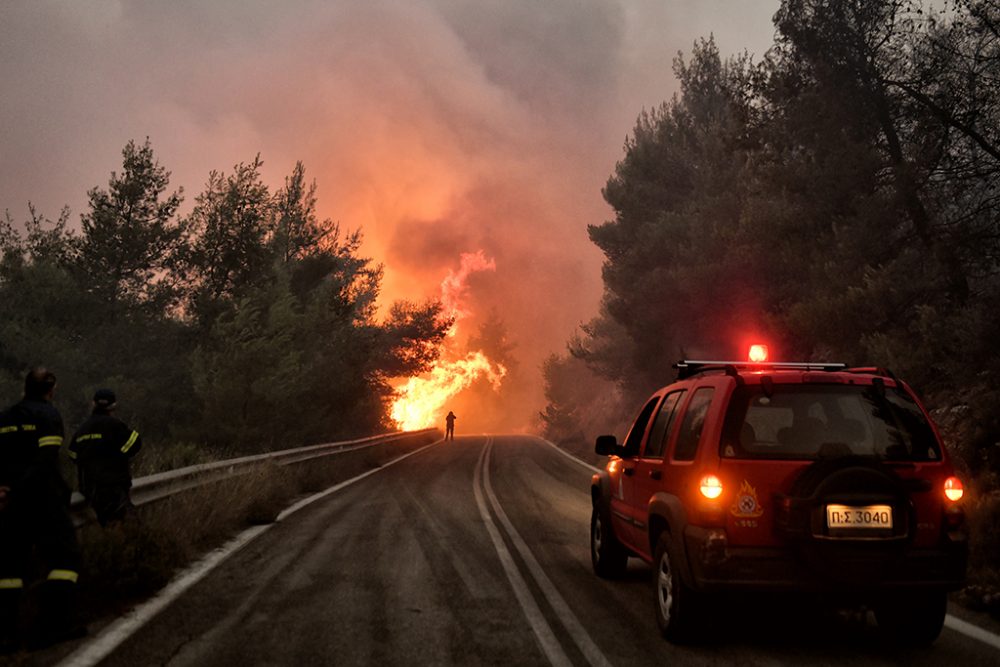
[943,476,964,502]
[748,344,769,363]
[699,475,723,499]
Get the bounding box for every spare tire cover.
[787,456,912,585]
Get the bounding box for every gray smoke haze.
[0,1,778,428]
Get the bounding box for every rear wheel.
[874,591,947,646]
[653,531,700,642]
[590,505,628,578]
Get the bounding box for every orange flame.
[390,251,504,431]
[391,351,506,430]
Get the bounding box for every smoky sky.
[0,0,778,424]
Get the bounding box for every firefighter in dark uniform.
[0,368,82,652]
[70,389,142,526]
[445,411,457,441]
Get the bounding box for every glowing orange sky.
[0,1,780,430]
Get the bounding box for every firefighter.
[0,368,83,652]
[445,411,457,441]
[70,389,142,526]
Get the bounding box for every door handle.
[649,469,662,480]
[623,467,635,476]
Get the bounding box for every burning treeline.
[391,251,507,431]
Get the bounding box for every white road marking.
[57,433,1000,664]
[535,436,601,473]
[945,614,1000,651]
[473,439,572,667]
[57,440,443,667]
[55,526,269,667]
[275,440,438,521]
[482,441,613,667]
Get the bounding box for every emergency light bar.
[673,360,848,379]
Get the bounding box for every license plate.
[826,504,893,529]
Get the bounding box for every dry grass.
[131,441,218,477]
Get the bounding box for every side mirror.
[595,434,618,456]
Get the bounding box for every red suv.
[590,357,967,645]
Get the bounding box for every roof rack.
[673,360,847,380]
[844,366,897,379]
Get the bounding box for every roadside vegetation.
[0,145,451,453]
[0,138,457,633]
[540,0,1000,611]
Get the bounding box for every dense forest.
[541,0,1000,510]
[0,142,451,464]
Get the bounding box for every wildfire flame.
[391,351,506,431]
[390,251,504,430]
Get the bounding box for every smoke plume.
[0,1,778,429]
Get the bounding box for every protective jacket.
[0,398,67,497]
[69,412,141,523]
[0,397,79,646]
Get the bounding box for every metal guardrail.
[70,428,440,526]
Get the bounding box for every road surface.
[51,435,1000,666]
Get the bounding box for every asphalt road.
[49,436,1000,666]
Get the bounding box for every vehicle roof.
[672,361,901,387]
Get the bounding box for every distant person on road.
[0,368,83,652]
[70,389,142,527]
[445,411,457,441]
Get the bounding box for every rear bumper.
[683,525,967,594]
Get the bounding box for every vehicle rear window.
[720,383,941,461]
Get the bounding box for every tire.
[591,505,628,578]
[874,591,947,646]
[653,531,700,642]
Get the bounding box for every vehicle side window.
[672,388,715,461]
[643,391,685,458]
[623,398,660,458]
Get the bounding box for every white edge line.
[945,614,1000,651]
[275,439,438,522]
[58,439,443,667]
[57,526,269,667]
[534,436,601,473]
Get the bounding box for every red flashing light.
[748,344,769,363]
